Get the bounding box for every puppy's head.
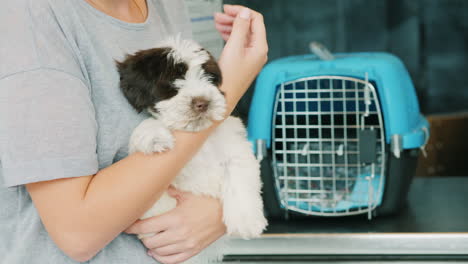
[117,37,225,131]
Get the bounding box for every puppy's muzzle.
[191,97,210,113]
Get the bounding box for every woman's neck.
[85,0,148,23]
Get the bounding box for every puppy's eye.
[174,62,188,77]
[155,82,179,100]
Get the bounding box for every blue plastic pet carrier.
[248,45,429,219]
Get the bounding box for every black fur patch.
[116,48,188,113]
[201,50,223,89]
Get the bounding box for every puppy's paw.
[129,118,174,154]
[223,199,268,239]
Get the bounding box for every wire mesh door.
[272,76,386,217]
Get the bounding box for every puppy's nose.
[191,97,209,113]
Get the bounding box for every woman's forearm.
[82,128,219,248]
[26,73,243,260]
[27,108,227,262]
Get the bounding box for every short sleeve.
[0,69,98,187]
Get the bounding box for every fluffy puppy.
[117,37,267,263]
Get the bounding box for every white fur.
[129,117,267,263]
[160,35,210,69]
[129,119,174,154]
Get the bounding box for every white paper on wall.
[184,0,224,59]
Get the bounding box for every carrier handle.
[309,42,335,60]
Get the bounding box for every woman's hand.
[215,5,268,114]
[125,187,226,264]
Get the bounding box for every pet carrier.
[248,46,429,219]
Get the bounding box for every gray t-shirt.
[0,0,192,262]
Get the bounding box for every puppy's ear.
[201,50,223,88]
[117,48,188,113]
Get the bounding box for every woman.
[0,0,268,263]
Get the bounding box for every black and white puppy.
[117,37,267,263]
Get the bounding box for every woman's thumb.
[167,185,181,199]
[227,8,251,47]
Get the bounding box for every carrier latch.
[391,134,403,158]
[420,126,429,158]
[255,139,267,162]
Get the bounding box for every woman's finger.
[152,251,193,264]
[225,7,251,49]
[223,4,244,16]
[224,4,261,18]
[124,215,170,235]
[125,201,183,234]
[221,32,230,41]
[249,12,268,50]
[216,26,232,41]
[215,23,232,33]
[150,242,186,257]
[214,12,234,25]
[151,245,181,257]
[166,186,182,199]
[141,229,182,249]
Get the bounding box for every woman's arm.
[26,6,267,263]
[27,114,220,262]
